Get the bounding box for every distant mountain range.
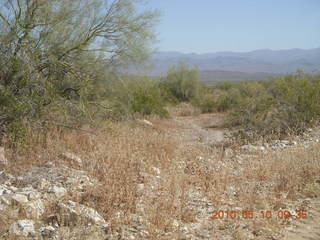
[145,47,320,84]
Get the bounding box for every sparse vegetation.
[1,1,319,240]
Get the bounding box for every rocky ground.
[0,113,319,239]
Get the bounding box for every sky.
[140,0,320,53]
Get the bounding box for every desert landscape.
[0,0,319,239]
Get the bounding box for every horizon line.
[155,46,320,55]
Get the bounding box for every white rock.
[241,145,265,151]
[137,184,145,193]
[180,226,189,233]
[59,200,106,225]
[40,226,56,238]
[0,186,8,195]
[0,195,12,205]
[139,119,154,127]
[152,167,161,175]
[45,162,55,168]
[23,199,45,219]
[27,191,41,201]
[61,152,83,166]
[11,194,29,204]
[9,220,35,236]
[172,219,180,228]
[48,185,67,198]
[37,178,51,191]
[9,186,17,192]
[196,230,211,239]
[0,147,7,165]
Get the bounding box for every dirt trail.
[283,199,320,240]
[173,113,227,146]
[171,113,320,240]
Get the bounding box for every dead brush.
[1,114,320,239]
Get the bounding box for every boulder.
[58,200,106,226]
[48,185,67,198]
[22,199,45,219]
[11,193,29,204]
[9,219,36,237]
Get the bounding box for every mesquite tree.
[0,0,159,132]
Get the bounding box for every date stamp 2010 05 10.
[211,210,308,220]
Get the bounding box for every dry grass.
[2,116,320,239]
[167,102,201,117]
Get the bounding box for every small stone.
[172,219,180,228]
[40,226,56,238]
[11,194,29,204]
[9,220,35,236]
[180,226,189,233]
[139,119,154,127]
[0,186,8,195]
[27,191,41,201]
[61,152,83,166]
[152,167,161,175]
[196,230,211,239]
[45,162,55,168]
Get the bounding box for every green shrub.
[160,63,203,103]
[131,85,169,117]
[214,88,241,112]
[197,93,216,113]
[214,81,237,91]
[106,77,168,119]
[227,72,320,138]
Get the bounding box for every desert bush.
[228,72,320,138]
[197,93,216,113]
[214,81,237,91]
[213,88,241,112]
[106,77,168,119]
[160,63,203,103]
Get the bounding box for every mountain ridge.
[148,47,320,82]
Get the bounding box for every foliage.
[227,72,320,138]
[160,63,203,103]
[0,0,159,141]
[106,77,168,120]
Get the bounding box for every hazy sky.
[141,0,320,53]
